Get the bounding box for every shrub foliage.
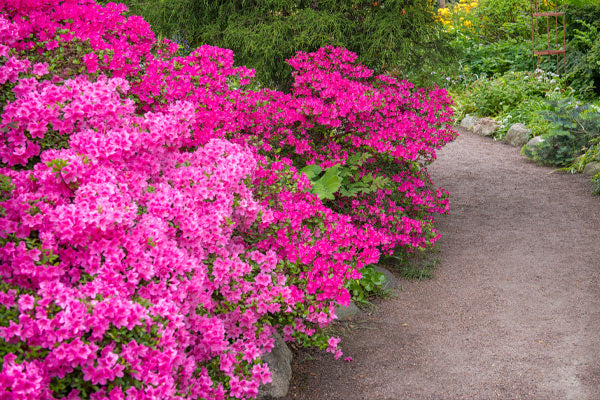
[0,1,455,399]
[124,0,455,89]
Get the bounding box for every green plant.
[522,99,600,166]
[397,261,436,280]
[454,37,532,79]
[301,164,342,200]
[337,152,391,198]
[522,130,579,166]
[300,154,392,201]
[495,94,560,140]
[123,0,456,89]
[592,174,600,195]
[447,89,476,121]
[566,20,600,97]
[382,248,438,280]
[344,265,387,304]
[469,71,562,117]
[472,0,530,41]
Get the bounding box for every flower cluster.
[0,1,454,399]
[246,46,456,252]
[437,0,480,32]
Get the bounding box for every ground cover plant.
[0,1,455,399]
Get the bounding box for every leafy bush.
[344,265,387,304]
[454,37,532,78]
[522,130,580,166]
[469,71,560,117]
[566,0,600,32]
[522,99,600,166]
[472,0,530,41]
[564,103,600,175]
[592,174,600,195]
[493,90,582,140]
[0,1,455,399]
[124,0,456,89]
[566,20,600,97]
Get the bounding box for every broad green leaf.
[319,165,342,195]
[300,164,322,180]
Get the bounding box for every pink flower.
[83,53,99,74]
[31,62,49,76]
[326,336,341,354]
[45,40,59,51]
[17,294,35,312]
[0,1,454,398]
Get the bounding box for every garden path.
[282,128,600,400]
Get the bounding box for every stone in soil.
[335,301,361,321]
[258,332,293,399]
[503,123,531,147]
[472,117,500,137]
[460,116,480,131]
[525,135,545,148]
[374,266,398,291]
[583,161,600,176]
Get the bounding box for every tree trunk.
[439,0,446,7]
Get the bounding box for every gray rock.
[258,333,292,399]
[472,118,500,137]
[503,123,531,147]
[374,266,398,291]
[460,116,480,130]
[583,162,600,176]
[335,301,360,321]
[525,136,545,148]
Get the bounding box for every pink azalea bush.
[0,1,455,399]
[243,47,456,252]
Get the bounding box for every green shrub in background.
[123,0,456,90]
[447,75,549,127]
[566,20,600,97]
[565,0,600,32]
[472,0,530,41]
[496,96,554,139]
[522,130,580,166]
[469,71,560,116]
[564,102,600,175]
[562,0,600,96]
[523,99,600,166]
[454,37,532,79]
[446,88,476,121]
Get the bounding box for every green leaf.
[373,272,386,286]
[300,164,322,180]
[319,165,342,195]
[310,181,334,200]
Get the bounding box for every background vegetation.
[437,0,600,191]
[123,0,455,89]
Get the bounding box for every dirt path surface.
[282,129,600,400]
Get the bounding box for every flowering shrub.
[0,1,454,399]
[247,47,456,252]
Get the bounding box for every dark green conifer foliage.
[124,0,454,89]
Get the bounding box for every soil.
[281,128,600,400]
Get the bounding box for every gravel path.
[282,129,600,400]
